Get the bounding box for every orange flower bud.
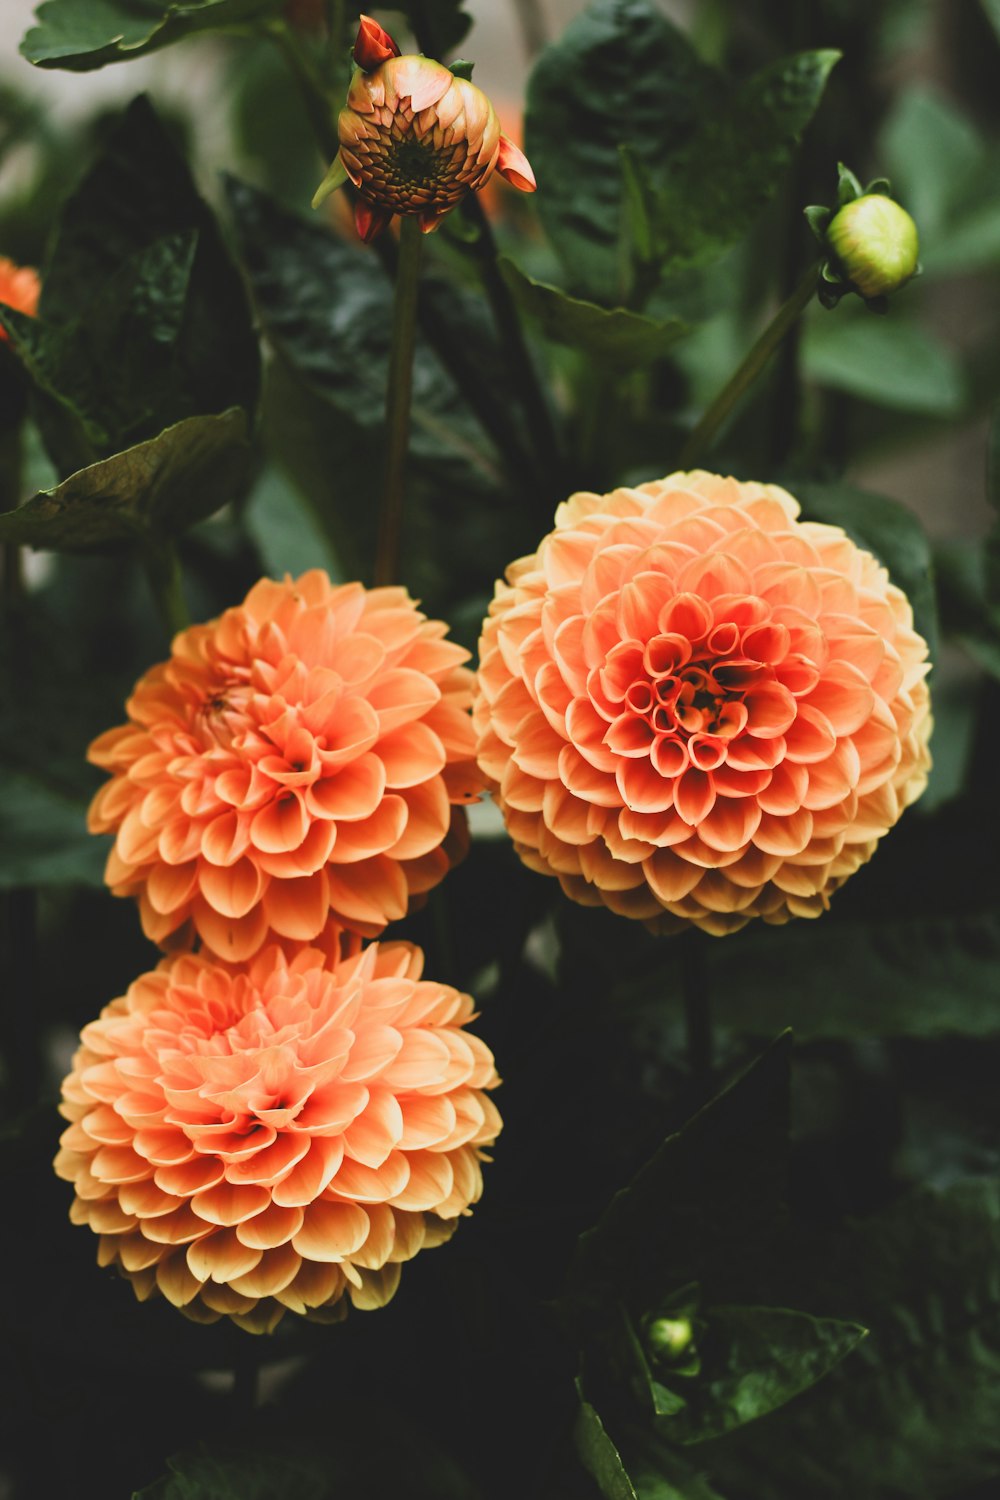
[0,256,40,339]
[313,18,536,239]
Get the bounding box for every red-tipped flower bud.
[354,13,401,70]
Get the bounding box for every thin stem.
[680,931,712,1080]
[374,214,423,587]
[141,538,190,639]
[511,0,550,59]
[461,195,563,494]
[678,260,819,470]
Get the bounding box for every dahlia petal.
[511,712,565,778]
[388,780,451,860]
[326,857,408,928]
[674,768,716,825]
[697,795,762,852]
[755,761,809,815]
[782,705,838,764]
[262,870,330,940]
[342,1089,404,1167]
[388,1149,453,1211]
[146,859,199,915]
[643,849,705,902]
[270,1137,347,1208]
[616,758,674,814]
[156,1252,202,1307]
[230,1242,302,1299]
[331,1150,410,1203]
[235,1201,304,1248]
[803,661,876,737]
[753,807,814,856]
[348,1263,402,1310]
[330,796,408,862]
[250,794,309,855]
[191,1181,271,1226]
[187,1229,263,1284]
[495,134,536,191]
[198,857,266,918]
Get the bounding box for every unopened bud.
[827,194,919,299]
[646,1316,694,1360]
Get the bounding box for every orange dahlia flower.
[55,938,501,1333]
[474,472,931,935]
[88,571,482,959]
[318,16,536,241]
[0,256,40,336]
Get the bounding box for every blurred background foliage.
[1,1,999,1497]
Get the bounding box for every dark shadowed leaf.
[665,1305,865,1444]
[21,0,283,71]
[0,409,251,550]
[569,1035,791,1311]
[575,1391,640,1500]
[390,0,472,55]
[936,539,1000,680]
[499,257,689,367]
[0,771,104,888]
[702,1183,1000,1499]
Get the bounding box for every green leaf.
[0,409,251,550]
[802,308,966,415]
[0,770,104,888]
[983,0,1000,44]
[134,1445,331,1500]
[575,1391,640,1500]
[569,1034,791,1311]
[936,538,1000,679]
[21,0,283,72]
[525,1,836,300]
[15,95,259,472]
[645,48,840,278]
[880,86,1000,278]
[702,1182,1000,1499]
[390,1,472,56]
[499,257,689,367]
[794,479,938,662]
[666,1306,866,1445]
[223,175,495,471]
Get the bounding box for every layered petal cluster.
[88,572,482,959]
[474,472,931,935]
[55,938,501,1333]
[336,47,535,240]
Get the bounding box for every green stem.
[680,931,712,1080]
[374,215,422,587]
[142,538,190,639]
[678,260,819,470]
[461,195,563,493]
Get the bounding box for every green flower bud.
[826,194,919,299]
[645,1316,695,1360]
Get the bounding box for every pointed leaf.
[21,0,284,72]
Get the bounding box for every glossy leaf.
[21,0,283,72]
[0,409,251,550]
[702,1183,1000,1499]
[575,1392,640,1500]
[526,0,836,299]
[666,1306,866,1445]
[499,257,689,367]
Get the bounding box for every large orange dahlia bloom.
[55,938,501,1333]
[88,572,482,959]
[474,473,931,935]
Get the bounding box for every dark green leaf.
[0,408,251,550]
[390,0,472,56]
[16,95,259,471]
[575,1390,640,1500]
[803,309,966,415]
[702,1183,1000,1499]
[499,257,689,367]
[223,175,495,472]
[525,1,836,299]
[936,539,1000,679]
[794,479,938,662]
[0,771,104,888]
[666,1305,866,1444]
[21,0,283,72]
[526,0,716,301]
[569,1035,791,1311]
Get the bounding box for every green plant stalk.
[374,214,423,587]
[142,537,190,638]
[266,19,338,161]
[678,260,819,470]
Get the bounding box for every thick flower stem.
[141,538,190,639]
[680,931,712,1080]
[374,214,423,587]
[678,261,819,470]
